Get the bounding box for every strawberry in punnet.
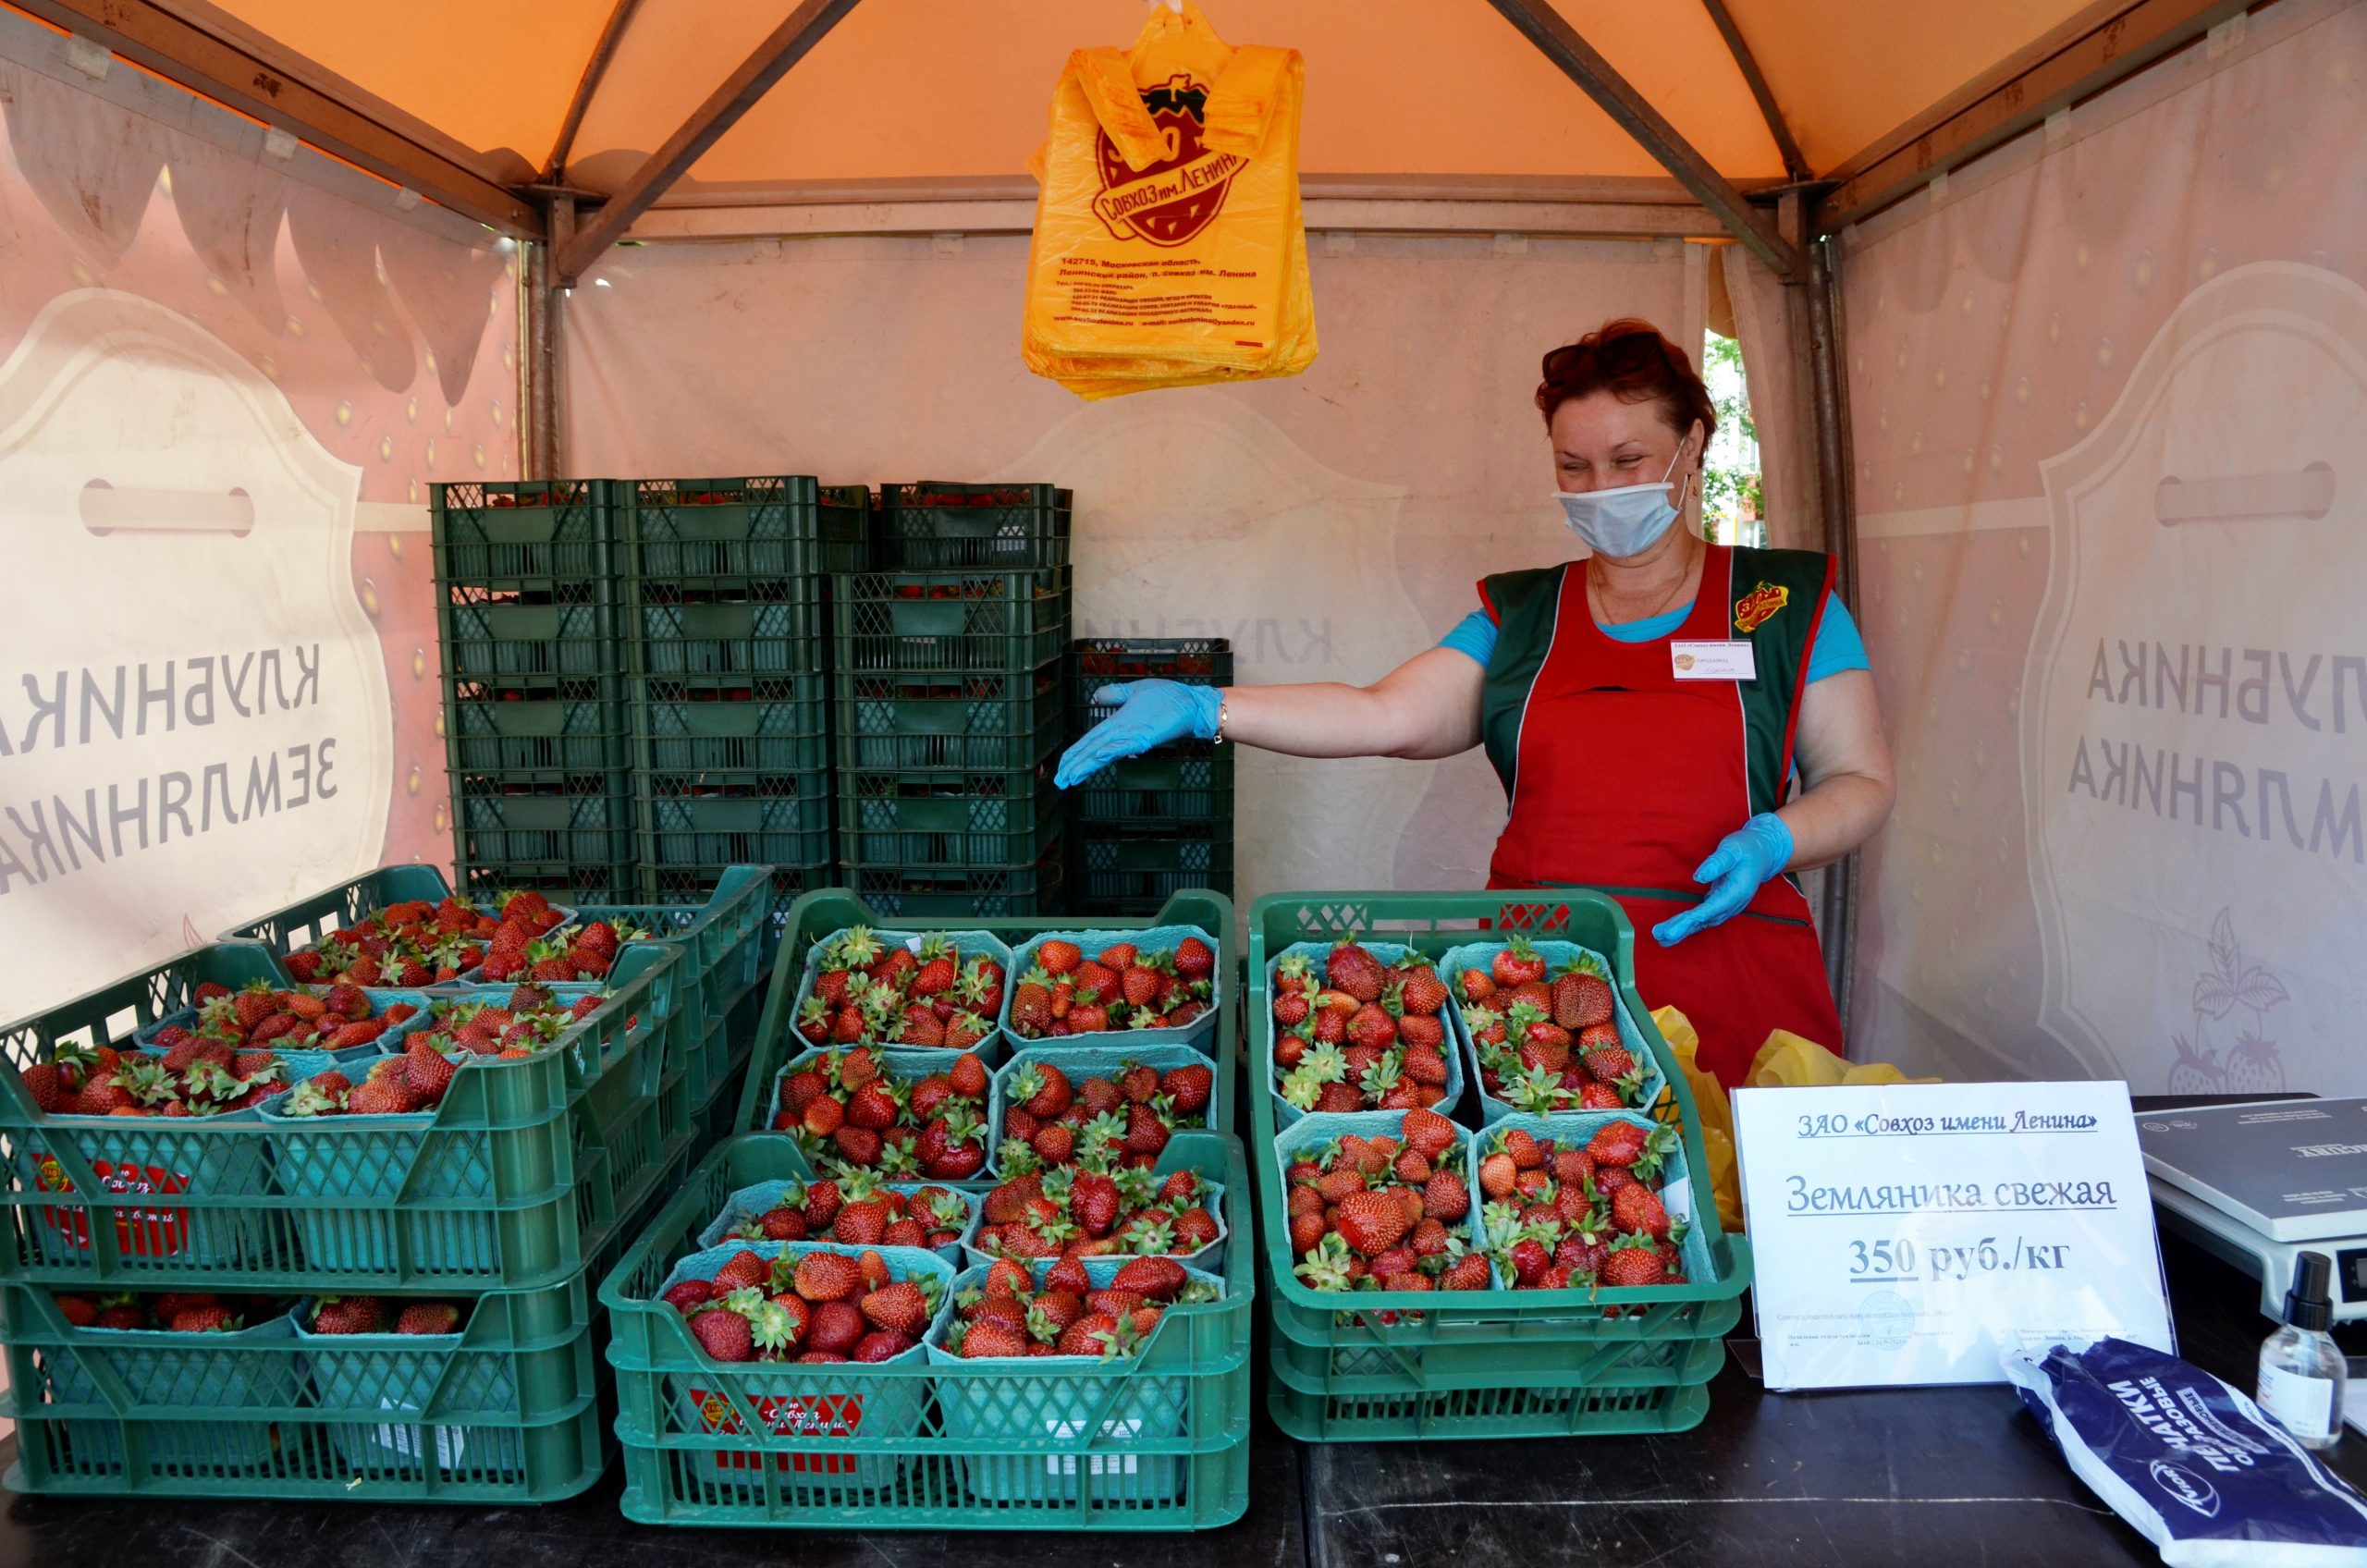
[52,1291,286,1333]
[771,1047,989,1178]
[287,890,558,988]
[796,927,1001,1050]
[1004,931,1220,1039]
[944,1257,1220,1359]
[1269,943,1453,1114]
[1478,1120,1687,1293]
[402,985,596,1067]
[667,1244,944,1365]
[974,1139,1221,1265]
[1285,1125,1486,1296]
[1463,945,1650,1112]
[996,1055,1213,1174]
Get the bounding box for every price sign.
[1734,1080,2174,1390]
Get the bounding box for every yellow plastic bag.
[1023,3,1316,397]
[1651,1010,1940,1233]
[1652,1007,1743,1234]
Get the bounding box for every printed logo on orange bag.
[1733,582,1790,634]
[1091,75,1245,246]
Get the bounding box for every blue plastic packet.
[2004,1337,2367,1565]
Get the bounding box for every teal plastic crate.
[1079,832,1233,913]
[832,570,1070,677]
[1245,889,1750,1442]
[740,888,1233,1142]
[840,777,1061,870]
[632,594,831,678]
[2,1279,605,1501]
[623,477,870,583]
[1070,749,1233,829]
[573,865,771,1111]
[597,1130,1251,1529]
[834,662,1064,773]
[924,1254,1222,1506]
[877,483,1069,571]
[847,858,1063,923]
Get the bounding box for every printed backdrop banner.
[0,17,519,1018]
[1842,0,2367,1096]
[565,231,1699,904]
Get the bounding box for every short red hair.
[1535,319,1716,450]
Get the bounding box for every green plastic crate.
[632,594,832,680]
[431,480,618,594]
[834,662,1064,773]
[1079,832,1232,914]
[1245,889,1752,1441]
[637,676,830,774]
[738,888,1234,1141]
[1067,638,1231,705]
[693,1044,754,1155]
[644,774,833,870]
[455,778,639,866]
[221,864,454,953]
[597,1130,1251,1529]
[622,477,870,583]
[832,569,1070,676]
[848,858,1063,923]
[1069,749,1234,828]
[441,594,627,684]
[574,865,772,1111]
[650,865,839,958]
[446,677,633,775]
[2,1279,606,1501]
[877,483,1069,571]
[840,777,1061,870]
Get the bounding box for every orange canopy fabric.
[199,0,2105,194]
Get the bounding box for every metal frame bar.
[552,0,862,284]
[543,0,642,183]
[9,0,541,238]
[1482,0,1804,280]
[1699,0,1809,180]
[1815,0,2258,232]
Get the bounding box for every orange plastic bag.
[1023,2,1315,397]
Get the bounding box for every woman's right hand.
[1054,680,1223,788]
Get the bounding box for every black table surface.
[3,1092,2358,1568]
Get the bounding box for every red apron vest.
[1475,544,1844,1084]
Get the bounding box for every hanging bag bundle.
[1022,2,1315,398]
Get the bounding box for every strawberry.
[1172,937,1214,980]
[1333,1191,1412,1257]
[1325,941,1386,1003]
[1160,1064,1213,1116]
[1612,1183,1670,1241]
[690,1305,754,1362]
[1036,940,1082,977]
[1110,1256,1186,1300]
[949,1052,988,1100]
[956,1319,1032,1358]
[396,1302,462,1335]
[859,1281,934,1337]
[1490,937,1547,987]
[1422,1170,1471,1223]
[792,1253,866,1303]
[1600,1238,1666,1288]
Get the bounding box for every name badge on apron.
[1670,640,1758,681]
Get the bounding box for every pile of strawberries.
[9,980,417,1117]
[284,890,571,987]
[994,1056,1214,1174]
[304,1297,466,1335]
[973,1161,1220,1263]
[773,1047,989,1181]
[794,928,1007,1052]
[945,1255,1216,1359]
[1284,1110,1487,1293]
[1008,937,1215,1039]
[663,1246,942,1364]
[53,1291,285,1333]
[719,1171,971,1250]
[478,917,641,986]
[1478,1120,1686,1291]
[1457,939,1646,1112]
[417,985,603,1058]
[1269,942,1453,1114]
[163,980,408,1056]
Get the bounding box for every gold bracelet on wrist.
[1213,696,1229,746]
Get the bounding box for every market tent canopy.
[130,0,2107,199]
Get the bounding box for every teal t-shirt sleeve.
[1805,595,1870,683]
[1439,608,1498,667]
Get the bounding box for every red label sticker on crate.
[33,1153,194,1256]
[691,1385,867,1475]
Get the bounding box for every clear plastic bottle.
[2258,1251,2346,1451]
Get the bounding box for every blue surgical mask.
[1553,444,1689,557]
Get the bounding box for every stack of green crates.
[621,479,868,937]
[1065,639,1234,917]
[829,484,1072,920]
[433,480,642,906]
[0,906,695,1501]
[595,886,1249,1528]
[1245,889,1753,1441]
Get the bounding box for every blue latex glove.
[1652,813,1795,947]
[1054,680,1223,789]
